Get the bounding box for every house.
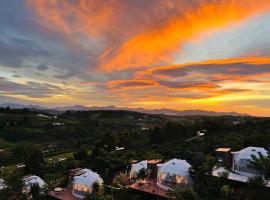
[72,168,103,199]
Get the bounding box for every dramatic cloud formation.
[27,0,270,71]
[0,0,270,116]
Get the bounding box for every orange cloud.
[100,1,270,71]
[27,0,270,72]
[27,0,119,37]
[107,79,158,91]
[135,57,270,80]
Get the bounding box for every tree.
[220,185,234,200]
[25,147,44,174]
[1,173,27,200]
[149,127,162,144]
[137,168,146,180]
[248,176,266,188]
[30,184,42,200]
[168,188,199,200]
[251,152,270,179]
[6,173,24,193]
[74,147,88,160]
[84,193,111,200]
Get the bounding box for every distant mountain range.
[0,103,250,116]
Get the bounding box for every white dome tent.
[233,147,268,176]
[157,159,193,190]
[22,175,46,191]
[72,168,103,198]
[130,160,147,178]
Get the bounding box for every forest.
[0,107,270,200]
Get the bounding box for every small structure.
[22,175,46,191]
[147,160,162,179]
[232,147,268,176]
[215,148,232,169]
[52,122,65,126]
[157,159,193,190]
[72,168,103,199]
[115,146,125,151]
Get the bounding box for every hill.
[0,103,249,116]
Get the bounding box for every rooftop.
[147,159,162,165]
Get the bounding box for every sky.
[1,0,270,116]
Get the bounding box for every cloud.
[0,34,49,68]
[159,80,219,90]
[36,64,49,71]
[12,74,22,78]
[0,77,68,98]
[1,1,270,116]
[27,0,270,72]
[136,57,270,82]
[53,71,78,80]
[107,79,157,90]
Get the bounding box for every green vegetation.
[0,107,270,199]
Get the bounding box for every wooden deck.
[129,179,169,199]
[48,188,81,200]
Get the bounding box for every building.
[72,168,103,199]
[215,148,232,169]
[232,147,268,176]
[157,159,193,190]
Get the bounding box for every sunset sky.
[1,0,270,116]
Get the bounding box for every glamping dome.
[157,159,193,190]
[233,147,268,176]
[130,160,147,178]
[22,175,46,191]
[72,169,103,198]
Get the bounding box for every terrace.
[129,179,169,199]
[212,167,270,188]
[48,188,80,200]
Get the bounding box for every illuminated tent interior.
[233,147,268,176]
[157,159,193,190]
[72,168,103,198]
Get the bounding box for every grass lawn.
[45,151,74,162]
